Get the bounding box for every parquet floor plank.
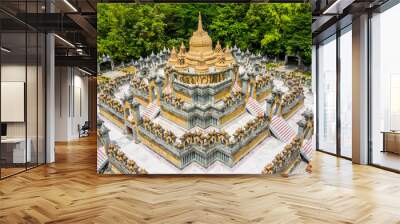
[0,135,399,223]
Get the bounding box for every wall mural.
[97,3,314,175]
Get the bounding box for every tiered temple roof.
[168,12,235,72]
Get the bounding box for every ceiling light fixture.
[54,34,75,48]
[78,67,92,76]
[1,47,11,53]
[63,0,78,12]
[322,0,355,15]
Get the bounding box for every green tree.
[97,3,312,65]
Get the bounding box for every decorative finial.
[215,41,222,54]
[180,42,186,53]
[198,12,203,31]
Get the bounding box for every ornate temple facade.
[162,13,242,129]
[97,12,313,174]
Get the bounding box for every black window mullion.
[367,10,373,165]
[25,0,28,171]
[336,27,341,157]
[0,21,2,179]
[36,0,39,167]
[316,44,320,151]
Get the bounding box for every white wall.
[71,72,89,138]
[1,64,26,138]
[54,66,89,141]
[1,64,42,137]
[54,66,69,141]
[1,63,46,164]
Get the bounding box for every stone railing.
[98,101,124,121]
[262,110,314,175]
[131,78,150,99]
[98,94,124,113]
[281,95,304,115]
[280,89,304,116]
[255,75,272,94]
[101,98,123,112]
[137,114,269,168]
[160,95,245,129]
[98,83,117,96]
[97,76,110,89]
[265,88,304,118]
[97,119,110,150]
[97,120,110,174]
[138,126,182,157]
[296,110,314,140]
[97,119,147,174]
[162,93,185,110]
[98,73,132,96]
[230,115,269,148]
[160,101,189,120]
[173,77,233,104]
[107,144,147,174]
[220,92,244,111]
[179,115,269,168]
[177,130,230,149]
[270,70,286,79]
[113,74,132,86]
[132,89,149,101]
[141,117,178,145]
[278,71,311,92]
[262,137,302,174]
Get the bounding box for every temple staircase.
[269,115,296,143]
[143,102,160,119]
[246,97,265,116]
[301,138,313,160]
[97,147,108,172]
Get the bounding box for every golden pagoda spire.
[171,46,177,57]
[224,45,234,65]
[215,40,222,54]
[197,12,203,32]
[168,46,178,65]
[177,43,186,68]
[179,42,186,54]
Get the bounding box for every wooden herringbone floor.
[1,135,400,224]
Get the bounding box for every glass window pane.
[1,31,27,177]
[318,35,337,154]
[38,33,46,165]
[0,0,46,179]
[340,26,352,158]
[371,4,400,171]
[27,31,38,168]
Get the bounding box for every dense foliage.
[97,3,312,65]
